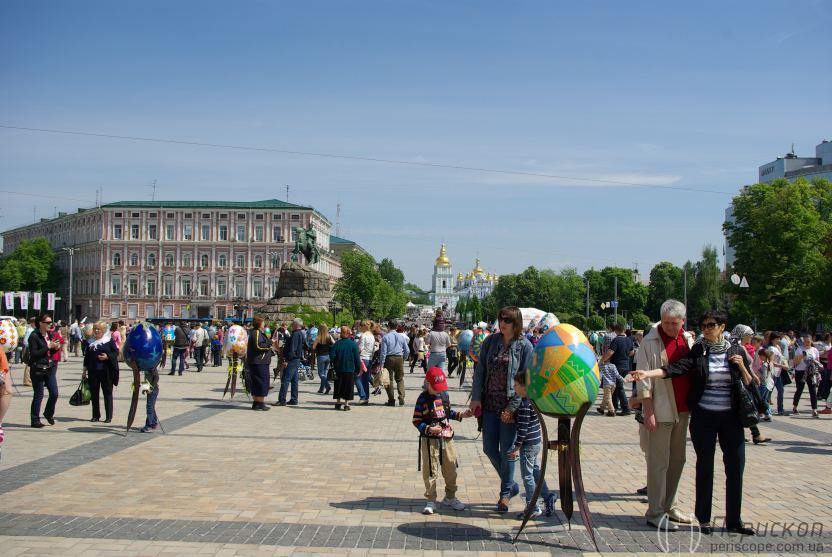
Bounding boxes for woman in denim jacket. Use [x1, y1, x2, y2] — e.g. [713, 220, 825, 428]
[469, 306, 534, 513]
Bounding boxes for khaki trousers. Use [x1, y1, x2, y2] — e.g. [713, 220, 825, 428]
[23, 365, 32, 386]
[383, 356, 405, 403]
[421, 437, 458, 501]
[600, 385, 615, 412]
[642, 411, 689, 521]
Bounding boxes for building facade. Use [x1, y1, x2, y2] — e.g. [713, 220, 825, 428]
[429, 244, 458, 312]
[454, 258, 498, 302]
[2, 199, 344, 321]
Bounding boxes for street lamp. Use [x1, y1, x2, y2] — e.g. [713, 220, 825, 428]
[62, 246, 76, 321]
[328, 299, 341, 327]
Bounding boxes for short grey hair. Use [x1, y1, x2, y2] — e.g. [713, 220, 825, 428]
[660, 299, 686, 319]
[292, 317, 303, 328]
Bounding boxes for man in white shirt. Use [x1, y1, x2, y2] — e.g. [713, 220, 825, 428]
[190, 323, 208, 373]
[792, 335, 820, 417]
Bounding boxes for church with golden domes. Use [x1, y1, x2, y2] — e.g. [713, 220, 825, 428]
[429, 244, 498, 313]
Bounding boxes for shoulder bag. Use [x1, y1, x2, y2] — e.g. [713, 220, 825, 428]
[69, 379, 92, 406]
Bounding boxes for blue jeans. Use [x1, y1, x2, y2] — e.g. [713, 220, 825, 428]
[145, 382, 159, 427]
[758, 385, 771, 417]
[355, 359, 371, 400]
[30, 365, 59, 425]
[774, 374, 785, 414]
[427, 352, 446, 372]
[171, 347, 186, 373]
[279, 359, 300, 403]
[519, 442, 553, 510]
[482, 410, 519, 499]
[317, 355, 331, 391]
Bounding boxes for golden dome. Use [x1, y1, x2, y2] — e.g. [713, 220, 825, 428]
[473, 258, 484, 275]
[456, 272, 464, 281]
[435, 243, 451, 267]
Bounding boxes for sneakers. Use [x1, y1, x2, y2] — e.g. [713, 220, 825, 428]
[441, 497, 466, 511]
[544, 493, 557, 517]
[606, 411, 615, 417]
[812, 410, 819, 418]
[516, 507, 542, 520]
[495, 498, 510, 513]
[819, 407, 832, 415]
[423, 501, 435, 515]
[140, 425, 158, 433]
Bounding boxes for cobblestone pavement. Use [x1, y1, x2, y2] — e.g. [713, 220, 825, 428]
[1, 355, 830, 556]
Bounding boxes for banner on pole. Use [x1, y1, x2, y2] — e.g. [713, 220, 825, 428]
[33, 292, 42, 311]
[47, 293, 56, 311]
[19, 292, 28, 311]
[3, 292, 13, 311]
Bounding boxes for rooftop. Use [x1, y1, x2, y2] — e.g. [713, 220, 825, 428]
[329, 235, 356, 245]
[103, 199, 313, 210]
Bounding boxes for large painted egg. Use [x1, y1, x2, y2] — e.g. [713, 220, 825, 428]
[527, 323, 601, 417]
[457, 330, 473, 352]
[83, 323, 94, 338]
[124, 322, 163, 370]
[224, 324, 248, 356]
[0, 319, 18, 353]
[469, 332, 487, 363]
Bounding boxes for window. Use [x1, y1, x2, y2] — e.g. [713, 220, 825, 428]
[184, 212, 193, 219]
[272, 225, 281, 242]
[253, 255, 262, 268]
[128, 304, 138, 319]
[254, 225, 264, 242]
[110, 303, 121, 318]
[255, 213, 264, 220]
[201, 224, 210, 240]
[148, 224, 158, 240]
[112, 252, 121, 266]
[130, 253, 139, 266]
[128, 278, 138, 295]
[149, 212, 157, 218]
[219, 213, 228, 219]
[164, 252, 174, 266]
[216, 306, 226, 320]
[237, 213, 246, 220]
[183, 253, 192, 267]
[114, 212, 123, 218]
[253, 280, 263, 298]
[234, 278, 245, 297]
[270, 253, 280, 268]
[199, 280, 209, 297]
[292, 228, 298, 242]
[218, 254, 227, 268]
[163, 304, 173, 318]
[165, 224, 175, 240]
[113, 224, 122, 239]
[219, 225, 228, 241]
[131, 224, 140, 239]
[181, 277, 192, 296]
[217, 280, 227, 297]
[272, 213, 282, 220]
[131, 212, 140, 218]
[202, 212, 211, 219]
[147, 253, 157, 267]
[166, 212, 175, 218]
[163, 278, 173, 296]
[146, 278, 156, 296]
[236, 224, 246, 241]
[145, 305, 155, 318]
[235, 254, 245, 268]
[291, 214, 300, 220]
[200, 254, 209, 268]
[111, 276, 121, 295]
[184, 224, 193, 241]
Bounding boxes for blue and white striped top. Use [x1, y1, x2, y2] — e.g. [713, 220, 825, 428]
[698, 351, 733, 411]
[514, 398, 543, 449]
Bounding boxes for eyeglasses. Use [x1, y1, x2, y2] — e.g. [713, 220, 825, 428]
[41, 320, 53, 325]
[701, 322, 719, 330]
[499, 316, 513, 324]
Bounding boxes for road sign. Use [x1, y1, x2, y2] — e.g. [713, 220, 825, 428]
[610, 301, 619, 308]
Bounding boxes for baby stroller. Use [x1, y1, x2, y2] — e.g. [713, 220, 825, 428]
[298, 361, 314, 381]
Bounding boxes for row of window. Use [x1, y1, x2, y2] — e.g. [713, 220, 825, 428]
[109, 303, 233, 320]
[111, 252, 282, 269]
[111, 223, 292, 242]
[110, 276, 275, 298]
[113, 211, 301, 221]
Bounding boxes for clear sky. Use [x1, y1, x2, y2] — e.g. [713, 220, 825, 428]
[1, 0, 829, 288]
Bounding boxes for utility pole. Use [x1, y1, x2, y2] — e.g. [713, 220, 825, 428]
[613, 275, 618, 323]
[683, 267, 688, 310]
[335, 202, 341, 237]
[285, 184, 290, 202]
[62, 247, 76, 321]
[150, 179, 158, 201]
[585, 278, 590, 320]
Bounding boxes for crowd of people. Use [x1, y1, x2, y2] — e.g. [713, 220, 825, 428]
[0, 301, 830, 535]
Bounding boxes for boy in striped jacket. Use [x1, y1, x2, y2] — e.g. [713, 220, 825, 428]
[508, 373, 557, 519]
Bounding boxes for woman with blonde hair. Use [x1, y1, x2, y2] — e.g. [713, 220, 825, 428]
[356, 320, 375, 403]
[83, 321, 120, 423]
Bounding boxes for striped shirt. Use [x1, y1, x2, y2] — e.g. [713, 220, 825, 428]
[599, 362, 619, 387]
[699, 351, 732, 411]
[514, 398, 543, 450]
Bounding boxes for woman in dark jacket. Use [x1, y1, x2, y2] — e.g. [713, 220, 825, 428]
[247, 315, 278, 411]
[330, 326, 361, 411]
[83, 321, 120, 423]
[28, 313, 61, 428]
[469, 306, 534, 513]
[629, 310, 756, 535]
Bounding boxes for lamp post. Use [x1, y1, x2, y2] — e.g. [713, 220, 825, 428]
[328, 299, 341, 328]
[62, 246, 76, 321]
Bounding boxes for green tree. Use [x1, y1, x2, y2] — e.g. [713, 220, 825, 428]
[632, 312, 652, 331]
[587, 314, 605, 330]
[378, 258, 405, 290]
[334, 251, 379, 318]
[725, 178, 832, 328]
[688, 245, 724, 321]
[564, 313, 587, 331]
[0, 238, 62, 291]
[646, 261, 683, 319]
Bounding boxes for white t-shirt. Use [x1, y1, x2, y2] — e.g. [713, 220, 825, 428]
[794, 345, 819, 371]
[426, 331, 451, 354]
[358, 331, 375, 360]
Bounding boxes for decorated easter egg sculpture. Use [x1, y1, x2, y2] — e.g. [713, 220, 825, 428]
[224, 324, 248, 356]
[0, 319, 18, 353]
[527, 323, 600, 417]
[83, 323, 94, 339]
[124, 322, 163, 370]
[457, 329, 473, 353]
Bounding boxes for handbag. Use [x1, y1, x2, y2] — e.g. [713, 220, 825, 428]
[30, 359, 52, 379]
[732, 377, 759, 427]
[69, 379, 91, 406]
[780, 369, 792, 386]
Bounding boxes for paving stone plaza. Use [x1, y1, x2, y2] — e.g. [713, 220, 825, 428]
[1, 356, 830, 556]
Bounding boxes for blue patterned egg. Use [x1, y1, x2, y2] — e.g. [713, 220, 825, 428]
[124, 322, 163, 370]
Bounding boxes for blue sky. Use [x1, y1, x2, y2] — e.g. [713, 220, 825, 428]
[1, 0, 829, 288]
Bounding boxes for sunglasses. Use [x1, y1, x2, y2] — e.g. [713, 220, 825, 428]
[701, 322, 719, 330]
[499, 316, 513, 324]
[41, 320, 53, 325]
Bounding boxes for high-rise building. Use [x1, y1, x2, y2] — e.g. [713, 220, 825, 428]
[2, 199, 346, 321]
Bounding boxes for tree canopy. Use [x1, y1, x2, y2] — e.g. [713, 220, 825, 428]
[334, 251, 408, 320]
[0, 238, 62, 291]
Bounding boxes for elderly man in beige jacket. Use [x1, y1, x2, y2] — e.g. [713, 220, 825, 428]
[635, 299, 694, 530]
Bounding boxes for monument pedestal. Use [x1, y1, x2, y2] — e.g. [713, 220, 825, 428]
[257, 262, 333, 322]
